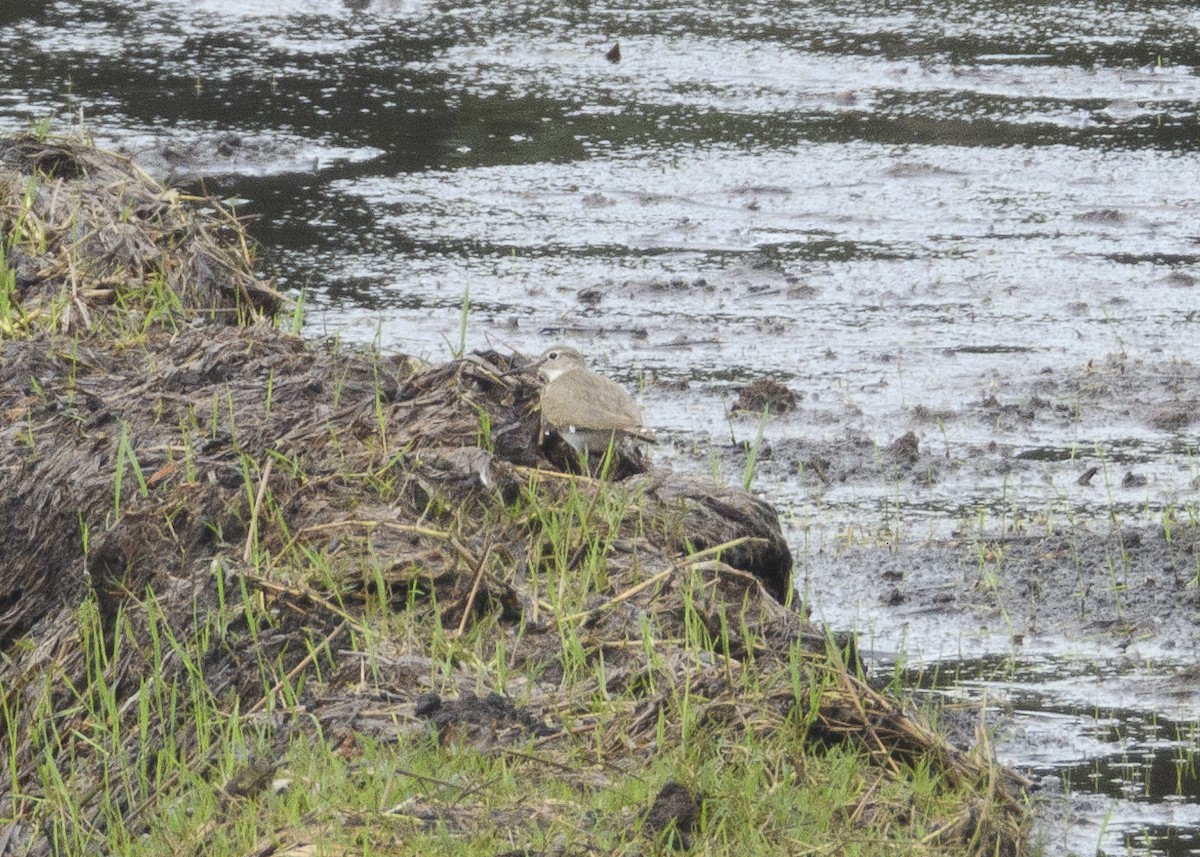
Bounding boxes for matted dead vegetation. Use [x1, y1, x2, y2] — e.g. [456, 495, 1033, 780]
[0, 137, 1032, 855]
[0, 133, 279, 335]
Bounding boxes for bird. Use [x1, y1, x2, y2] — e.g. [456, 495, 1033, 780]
[529, 345, 655, 454]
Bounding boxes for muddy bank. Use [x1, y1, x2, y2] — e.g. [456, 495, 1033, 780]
[801, 522, 1200, 653]
[0, 137, 1029, 855]
[729, 349, 1200, 652]
[794, 515, 1200, 855]
[713, 350, 1200, 526]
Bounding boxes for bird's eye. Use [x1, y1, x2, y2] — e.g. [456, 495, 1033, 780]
[548, 350, 559, 359]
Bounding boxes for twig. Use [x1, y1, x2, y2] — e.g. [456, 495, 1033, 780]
[298, 519, 452, 540]
[246, 617, 348, 716]
[562, 567, 673, 624]
[679, 536, 764, 563]
[453, 536, 493, 637]
[276, 518, 453, 560]
[560, 542, 766, 625]
[243, 456, 273, 565]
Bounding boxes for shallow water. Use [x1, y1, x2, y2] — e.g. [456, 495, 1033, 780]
[4, 0, 1200, 852]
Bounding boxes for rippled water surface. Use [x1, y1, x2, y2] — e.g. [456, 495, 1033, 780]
[4, 1, 1200, 853]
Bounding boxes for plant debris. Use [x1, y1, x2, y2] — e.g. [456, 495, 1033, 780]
[0, 133, 280, 335]
[0, 137, 1032, 856]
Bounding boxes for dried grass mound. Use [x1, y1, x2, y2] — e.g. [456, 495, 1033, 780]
[0, 136, 1032, 856]
[0, 335, 1030, 855]
[0, 134, 280, 334]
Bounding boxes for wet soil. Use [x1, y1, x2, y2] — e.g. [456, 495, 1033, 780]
[757, 351, 1200, 654]
[774, 352, 1200, 854]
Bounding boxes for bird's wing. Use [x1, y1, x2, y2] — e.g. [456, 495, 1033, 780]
[542, 371, 645, 431]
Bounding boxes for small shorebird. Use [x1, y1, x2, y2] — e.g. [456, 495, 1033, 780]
[529, 345, 655, 454]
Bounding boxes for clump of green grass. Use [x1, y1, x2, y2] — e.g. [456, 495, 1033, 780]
[1, 450, 1031, 856]
[5, 578, 1019, 855]
[0, 236, 29, 339]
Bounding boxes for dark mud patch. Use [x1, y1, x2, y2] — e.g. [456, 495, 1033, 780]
[726, 350, 1200, 644]
[730, 378, 799, 415]
[798, 519, 1200, 854]
[710, 351, 1200, 531]
[416, 691, 557, 746]
[643, 781, 703, 849]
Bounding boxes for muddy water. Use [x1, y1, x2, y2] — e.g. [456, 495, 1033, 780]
[4, 0, 1200, 852]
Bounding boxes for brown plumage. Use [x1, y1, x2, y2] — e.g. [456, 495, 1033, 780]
[532, 345, 655, 452]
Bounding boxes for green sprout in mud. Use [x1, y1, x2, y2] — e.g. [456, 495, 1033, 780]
[451, 283, 470, 359]
[30, 117, 54, 141]
[16, 412, 35, 451]
[0, 246, 20, 336]
[331, 363, 348, 408]
[114, 267, 186, 332]
[287, 288, 306, 332]
[178, 410, 199, 483]
[14, 177, 49, 253]
[225, 385, 238, 445]
[372, 362, 389, 453]
[112, 421, 149, 521]
[742, 409, 768, 491]
[1172, 731, 1198, 795]
[475, 405, 494, 452]
[972, 534, 1002, 592]
[935, 416, 950, 459]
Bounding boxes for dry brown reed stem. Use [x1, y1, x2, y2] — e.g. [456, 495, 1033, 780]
[453, 535, 494, 637]
[246, 618, 350, 717]
[243, 455, 274, 565]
